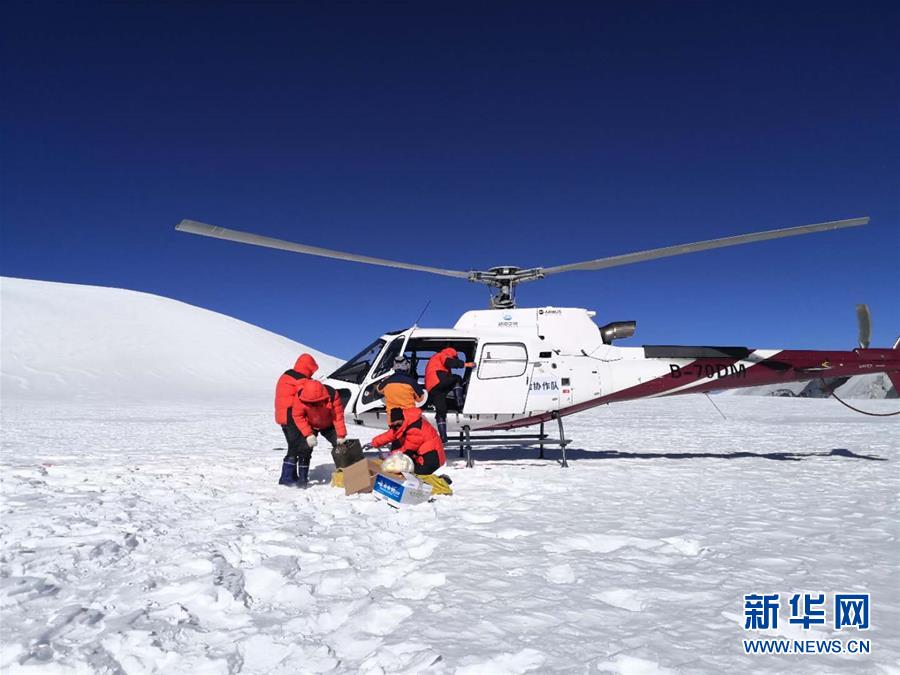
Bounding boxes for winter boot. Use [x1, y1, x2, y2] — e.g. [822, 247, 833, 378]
[278, 458, 299, 486]
[436, 418, 448, 443]
[296, 463, 310, 488]
[451, 383, 466, 410]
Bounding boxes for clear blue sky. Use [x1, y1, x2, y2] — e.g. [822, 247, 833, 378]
[2, 1, 898, 359]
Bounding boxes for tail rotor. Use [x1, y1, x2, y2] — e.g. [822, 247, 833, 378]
[856, 304, 871, 349]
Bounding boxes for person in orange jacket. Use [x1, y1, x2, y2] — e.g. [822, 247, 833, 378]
[368, 407, 445, 475]
[288, 380, 347, 487]
[377, 355, 426, 419]
[425, 347, 474, 442]
[275, 353, 319, 486]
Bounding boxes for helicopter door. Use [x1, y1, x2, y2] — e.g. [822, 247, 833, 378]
[463, 342, 531, 414]
[354, 329, 414, 420]
[526, 360, 563, 411]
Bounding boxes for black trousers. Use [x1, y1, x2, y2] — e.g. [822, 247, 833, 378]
[427, 373, 462, 420]
[404, 449, 442, 475]
[282, 410, 338, 464]
[281, 410, 304, 460]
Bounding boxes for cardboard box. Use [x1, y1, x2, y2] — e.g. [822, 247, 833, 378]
[373, 472, 433, 507]
[342, 458, 383, 496]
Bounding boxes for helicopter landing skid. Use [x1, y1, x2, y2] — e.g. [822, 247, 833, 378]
[445, 414, 571, 468]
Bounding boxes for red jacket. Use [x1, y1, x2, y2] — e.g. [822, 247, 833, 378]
[291, 380, 347, 438]
[371, 408, 446, 467]
[425, 348, 466, 391]
[275, 354, 319, 425]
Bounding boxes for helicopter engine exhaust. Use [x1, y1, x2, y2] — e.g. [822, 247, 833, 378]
[599, 321, 636, 344]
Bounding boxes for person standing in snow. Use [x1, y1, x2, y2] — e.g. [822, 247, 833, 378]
[377, 355, 426, 421]
[425, 347, 474, 442]
[274, 353, 318, 487]
[289, 380, 347, 487]
[368, 407, 445, 475]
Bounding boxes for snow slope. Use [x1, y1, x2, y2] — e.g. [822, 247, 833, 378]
[0, 277, 341, 404]
[727, 373, 897, 399]
[837, 372, 898, 398]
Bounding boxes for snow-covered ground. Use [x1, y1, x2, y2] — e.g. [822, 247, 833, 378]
[2, 278, 899, 673]
[2, 396, 898, 674]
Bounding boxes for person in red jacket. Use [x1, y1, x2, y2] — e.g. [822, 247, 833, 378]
[275, 353, 319, 486]
[425, 347, 474, 442]
[369, 407, 445, 475]
[289, 380, 347, 487]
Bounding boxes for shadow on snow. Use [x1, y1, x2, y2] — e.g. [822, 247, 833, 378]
[449, 447, 887, 463]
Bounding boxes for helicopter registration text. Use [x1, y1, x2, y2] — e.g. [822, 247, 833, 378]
[669, 363, 748, 380]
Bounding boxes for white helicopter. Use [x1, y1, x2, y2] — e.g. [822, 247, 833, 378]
[177, 217, 900, 464]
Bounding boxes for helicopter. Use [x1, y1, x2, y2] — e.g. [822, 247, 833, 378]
[176, 216, 900, 447]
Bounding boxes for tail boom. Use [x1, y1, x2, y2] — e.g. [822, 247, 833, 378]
[484, 346, 900, 431]
[652, 347, 900, 398]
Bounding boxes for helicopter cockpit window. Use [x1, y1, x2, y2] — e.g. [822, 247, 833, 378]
[478, 342, 528, 380]
[371, 337, 405, 380]
[329, 339, 386, 385]
[358, 337, 407, 405]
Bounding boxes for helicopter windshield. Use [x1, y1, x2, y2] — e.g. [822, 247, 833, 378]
[329, 339, 386, 384]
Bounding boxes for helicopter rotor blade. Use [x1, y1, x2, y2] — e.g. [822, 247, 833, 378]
[541, 217, 869, 275]
[175, 220, 472, 279]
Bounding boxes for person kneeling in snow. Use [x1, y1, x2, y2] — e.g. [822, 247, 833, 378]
[369, 407, 445, 475]
[284, 380, 347, 487]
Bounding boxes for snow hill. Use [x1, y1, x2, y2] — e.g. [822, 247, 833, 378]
[726, 373, 896, 399]
[0, 277, 341, 405]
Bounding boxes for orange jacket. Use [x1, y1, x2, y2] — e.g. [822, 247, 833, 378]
[425, 348, 467, 390]
[377, 372, 425, 417]
[275, 354, 319, 425]
[291, 379, 347, 438]
[371, 408, 446, 467]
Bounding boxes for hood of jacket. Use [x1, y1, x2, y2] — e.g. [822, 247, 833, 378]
[294, 353, 319, 378]
[298, 379, 329, 403]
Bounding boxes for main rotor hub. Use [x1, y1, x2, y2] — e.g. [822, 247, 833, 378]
[467, 266, 545, 309]
[488, 265, 521, 276]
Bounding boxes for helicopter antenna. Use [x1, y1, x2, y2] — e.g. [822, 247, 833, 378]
[413, 300, 432, 326]
[176, 217, 868, 310]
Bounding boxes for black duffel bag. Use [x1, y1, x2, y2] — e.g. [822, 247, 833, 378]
[331, 438, 365, 469]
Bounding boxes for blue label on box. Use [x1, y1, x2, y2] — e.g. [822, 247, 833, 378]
[374, 474, 405, 502]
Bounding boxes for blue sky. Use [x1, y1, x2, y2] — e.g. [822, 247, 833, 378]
[2, 1, 898, 359]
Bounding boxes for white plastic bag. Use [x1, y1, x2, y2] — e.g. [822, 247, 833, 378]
[382, 452, 414, 474]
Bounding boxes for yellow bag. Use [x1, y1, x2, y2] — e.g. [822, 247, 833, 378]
[331, 470, 344, 489]
[419, 474, 453, 496]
